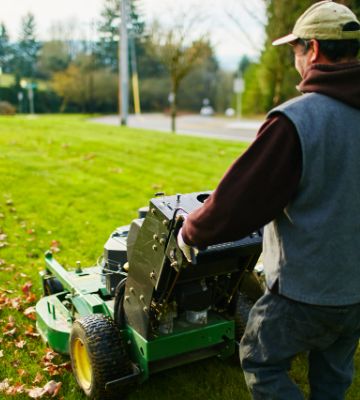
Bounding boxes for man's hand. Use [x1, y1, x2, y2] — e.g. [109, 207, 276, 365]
[177, 228, 198, 263]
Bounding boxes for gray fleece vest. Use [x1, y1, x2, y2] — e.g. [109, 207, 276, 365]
[264, 93, 360, 305]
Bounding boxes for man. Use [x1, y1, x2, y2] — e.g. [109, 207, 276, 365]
[177, 1, 360, 399]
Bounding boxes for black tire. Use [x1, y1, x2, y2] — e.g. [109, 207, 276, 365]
[70, 314, 132, 400]
[43, 276, 64, 296]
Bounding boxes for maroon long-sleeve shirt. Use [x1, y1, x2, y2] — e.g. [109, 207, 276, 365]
[182, 62, 360, 248]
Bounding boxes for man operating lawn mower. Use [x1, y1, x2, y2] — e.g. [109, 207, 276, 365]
[178, 1, 360, 399]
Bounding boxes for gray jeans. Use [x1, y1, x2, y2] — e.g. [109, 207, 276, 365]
[240, 291, 360, 400]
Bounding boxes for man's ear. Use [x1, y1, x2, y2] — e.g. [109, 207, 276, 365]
[310, 39, 320, 62]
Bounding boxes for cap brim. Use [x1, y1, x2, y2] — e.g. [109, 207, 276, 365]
[272, 33, 298, 46]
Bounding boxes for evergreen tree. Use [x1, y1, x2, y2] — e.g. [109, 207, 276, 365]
[0, 23, 12, 73]
[244, 0, 360, 114]
[95, 0, 145, 71]
[13, 13, 41, 79]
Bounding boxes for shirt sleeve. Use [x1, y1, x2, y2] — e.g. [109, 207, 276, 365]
[181, 113, 302, 249]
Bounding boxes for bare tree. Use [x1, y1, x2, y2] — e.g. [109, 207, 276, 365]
[221, 0, 266, 54]
[148, 15, 212, 132]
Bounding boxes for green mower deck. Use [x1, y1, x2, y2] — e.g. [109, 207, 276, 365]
[37, 252, 235, 383]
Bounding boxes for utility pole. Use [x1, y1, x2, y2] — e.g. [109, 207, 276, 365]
[233, 74, 245, 119]
[119, 0, 129, 126]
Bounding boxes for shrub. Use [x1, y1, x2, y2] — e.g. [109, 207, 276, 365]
[0, 101, 16, 115]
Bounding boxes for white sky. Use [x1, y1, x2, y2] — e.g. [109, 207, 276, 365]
[0, 0, 266, 70]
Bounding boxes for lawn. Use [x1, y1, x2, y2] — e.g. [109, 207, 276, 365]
[0, 115, 359, 399]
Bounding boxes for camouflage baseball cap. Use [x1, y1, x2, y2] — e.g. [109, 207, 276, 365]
[273, 0, 360, 46]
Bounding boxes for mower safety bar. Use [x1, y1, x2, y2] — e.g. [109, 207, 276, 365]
[105, 364, 141, 391]
[44, 251, 85, 294]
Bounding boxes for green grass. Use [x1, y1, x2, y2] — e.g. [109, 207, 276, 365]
[0, 73, 15, 87]
[0, 115, 359, 399]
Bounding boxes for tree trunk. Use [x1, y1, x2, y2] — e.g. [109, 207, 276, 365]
[170, 80, 177, 133]
[171, 96, 176, 132]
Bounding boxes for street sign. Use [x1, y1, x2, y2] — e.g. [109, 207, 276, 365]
[233, 78, 245, 93]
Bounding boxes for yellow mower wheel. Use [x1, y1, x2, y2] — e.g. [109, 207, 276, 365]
[72, 337, 92, 390]
[70, 315, 132, 400]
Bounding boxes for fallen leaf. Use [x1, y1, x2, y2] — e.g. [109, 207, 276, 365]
[3, 327, 16, 336]
[58, 361, 71, 371]
[50, 240, 61, 253]
[27, 380, 62, 398]
[15, 339, 26, 349]
[10, 297, 22, 310]
[11, 359, 21, 368]
[25, 293, 37, 304]
[4, 317, 16, 332]
[43, 364, 60, 376]
[0, 378, 10, 392]
[0, 288, 14, 294]
[27, 387, 44, 398]
[6, 382, 25, 395]
[42, 349, 58, 363]
[25, 325, 40, 338]
[22, 281, 33, 295]
[17, 368, 27, 377]
[33, 372, 44, 384]
[44, 380, 62, 396]
[24, 306, 36, 320]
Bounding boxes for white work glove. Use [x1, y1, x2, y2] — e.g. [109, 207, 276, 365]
[177, 228, 198, 263]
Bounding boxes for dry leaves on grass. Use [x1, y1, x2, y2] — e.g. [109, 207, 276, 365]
[0, 282, 38, 312]
[0, 348, 66, 398]
[0, 228, 8, 248]
[27, 380, 62, 398]
[22, 281, 33, 295]
[14, 339, 27, 349]
[25, 324, 40, 338]
[0, 378, 62, 398]
[41, 349, 71, 376]
[24, 306, 37, 321]
[50, 240, 60, 253]
[3, 315, 17, 337]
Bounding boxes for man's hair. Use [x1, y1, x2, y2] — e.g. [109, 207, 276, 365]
[299, 21, 360, 61]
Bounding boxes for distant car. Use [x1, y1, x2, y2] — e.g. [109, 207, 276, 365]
[225, 108, 235, 117]
[200, 105, 214, 116]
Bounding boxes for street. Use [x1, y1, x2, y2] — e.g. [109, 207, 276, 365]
[91, 113, 263, 143]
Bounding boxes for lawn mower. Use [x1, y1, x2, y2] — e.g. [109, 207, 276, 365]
[36, 191, 264, 399]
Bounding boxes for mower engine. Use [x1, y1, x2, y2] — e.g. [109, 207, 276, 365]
[116, 192, 263, 341]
